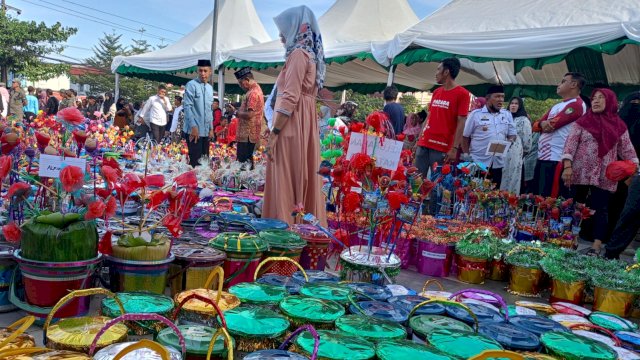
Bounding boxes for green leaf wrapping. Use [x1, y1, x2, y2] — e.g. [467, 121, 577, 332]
[21, 219, 98, 262]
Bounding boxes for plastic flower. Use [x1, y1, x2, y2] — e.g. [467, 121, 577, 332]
[85, 200, 107, 220]
[2, 222, 22, 243]
[101, 165, 119, 186]
[105, 196, 117, 218]
[342, 192, 361, 213]
[60, 165, 84, 192]
[6, 182, 31, 201]
[365, 111, 388, 133]
[386, 191, 409, 211]
[174, 170, 198, 188]
[57, 107, 85, 126]
[143, 174, 165, 187]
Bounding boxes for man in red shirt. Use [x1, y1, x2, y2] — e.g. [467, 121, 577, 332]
[415, 57, 470, 178]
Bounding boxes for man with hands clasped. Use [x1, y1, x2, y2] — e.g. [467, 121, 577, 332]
[182, 59, 215, 167]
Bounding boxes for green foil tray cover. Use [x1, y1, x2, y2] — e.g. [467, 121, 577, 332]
[222, 306, 290, 338]
[209, 232, 268, 254]
[299, 282, 352, 305]
[427, 329, 503, 359]
[279, 295, 345, 323]
[376, 339, 456, 360]
[409, 314, 472, 339]
[335, 314, 406, 342]
[296, 330, 375, 360]
[228, 282, 287, 304]
[101, 292, 174, 316]
[588, 311, 638, 332]
[541, 331, 618, 360]
[259, 229, 306, 249]
[157, 325, 234, 356]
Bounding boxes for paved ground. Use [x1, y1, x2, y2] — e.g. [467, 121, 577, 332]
[1, 238, 637, 347]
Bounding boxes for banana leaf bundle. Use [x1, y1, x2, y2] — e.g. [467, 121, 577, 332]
[21, 212, 98, 262]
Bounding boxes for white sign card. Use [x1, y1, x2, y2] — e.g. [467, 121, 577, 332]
[39, 154, 87, 178]
[345, 132, 403, 171]
[485, 140, 511, 158]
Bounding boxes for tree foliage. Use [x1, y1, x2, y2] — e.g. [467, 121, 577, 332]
[0, 13, 77, 82]
[522, 98, 558, 122]
[341, 90, 384, 122]
[73, 32, 161, 102]
[399, 94, 421, 114]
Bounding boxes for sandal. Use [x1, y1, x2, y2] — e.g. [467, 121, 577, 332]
[585, 248, 601, 257]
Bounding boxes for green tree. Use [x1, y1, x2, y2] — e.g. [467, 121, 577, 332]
[399, 94, 421, 114]
[0, 13, 77, 82]
[73, 32, 160, 102]
[523, 98, 558, 122]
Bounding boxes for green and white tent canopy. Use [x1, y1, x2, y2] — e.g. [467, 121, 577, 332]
[372, 0, 640, 98]
[110, 0, 273, 85]
[223, 0, 419, 91]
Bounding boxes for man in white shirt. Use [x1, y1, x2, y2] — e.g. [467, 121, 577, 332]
[138, 84, 172, 143]
[462, 85, 517, 188]
[169, 96, 184, 143]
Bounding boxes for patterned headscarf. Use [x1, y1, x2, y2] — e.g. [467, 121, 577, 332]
[274, 5, 326, 89]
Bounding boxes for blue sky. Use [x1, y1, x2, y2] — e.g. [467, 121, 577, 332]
[11, 0, 449, 62]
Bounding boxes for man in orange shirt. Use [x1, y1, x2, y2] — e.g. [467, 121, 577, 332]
[231, 67, 264, 169]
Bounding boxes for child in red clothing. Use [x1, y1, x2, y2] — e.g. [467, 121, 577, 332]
[216, 117, 238, 145]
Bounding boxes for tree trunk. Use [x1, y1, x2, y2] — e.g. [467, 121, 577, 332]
[0, 66, 7, 84]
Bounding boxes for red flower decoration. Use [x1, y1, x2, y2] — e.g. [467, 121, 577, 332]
[386, 191, 409, 211]
[0, 155, 12, 180]
[95, 188, 112, 199]
[349, 122, 364, 133]
[0, 134, 20, 155]
[342, 192, 361, 213]
[391, 165, 406, 182]
[550, 207, 560, 220]
[121, 173, 144, 194]
[102, 157, 122, 176]
[174, 171, 198, 188]
[2, 222, 22, 243]
[461, 167, 471, 175]
[57, 107, 85, 126]
[163, 213, 183, 237]
[350, 153, 372, 172]
[7, 182, 31, 201]
[441, 164, 451, 175]
[147, 190, 169, 209]
[143, 174, 165, 188]
[101, 165, 119, 186]
[35, 131, 51, 151]
[105, 196, 117, 218]
[98, 231, 113, 255]
[85, 200, 106, 220]
[365, 111, 388, 133]
[419, 180, 436, 198]
[60, 165, 84, 192]
[396, 134, 406, 141]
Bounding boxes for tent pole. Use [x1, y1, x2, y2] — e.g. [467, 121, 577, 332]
[218, 66, 225, 109]
[386, 64, 395, 86]
[209, 0, 219, 85]
[114, 73, 120, 100]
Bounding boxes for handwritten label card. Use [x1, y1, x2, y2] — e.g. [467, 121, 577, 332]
[346, 132, 403, 171]
[39, 154, 87, 178]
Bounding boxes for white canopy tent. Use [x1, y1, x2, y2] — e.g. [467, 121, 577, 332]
[111, 0, 274, 85]
[372, 0, 640, 97]
[223, 0, 419, 90]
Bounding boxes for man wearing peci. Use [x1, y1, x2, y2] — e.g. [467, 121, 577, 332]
[183, 59, 215, 167]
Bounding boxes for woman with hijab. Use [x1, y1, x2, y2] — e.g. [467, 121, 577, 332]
[561, 89, 638, 256]
[101, 92, 116, 122]
[403, 113, 422, 149]
[263, 5, 327, 226]
[500, 96, 532, 194]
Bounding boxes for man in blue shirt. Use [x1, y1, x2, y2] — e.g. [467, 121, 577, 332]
[183, 59, 215, 167]
[23, 86, 39, 121]
[383, 85, 405, 136]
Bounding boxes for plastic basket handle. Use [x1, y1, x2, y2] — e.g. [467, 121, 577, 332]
[278, 325, 320, 360]
[626, 263, 640, 272]
[448, 288, 509, 322]
[172, 292, 227, 328]
[469, 350, 525, 360]
[254, 256, 308, 281]
[0, 316, 36, 349]
[43, 288, 123, 344]
[409, 300, 479, 333]
[202, 265, 224, 304]
[206, 326, 233, 360]
[568, 323, 622, 347]
[421, 279, 444, 293]
[89, 313, 186, 356]
[113, 339, 171, 360]
[0, 347, 53, 358]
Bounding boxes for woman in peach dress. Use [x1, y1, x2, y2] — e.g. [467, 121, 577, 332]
[263, 5, 327, 226]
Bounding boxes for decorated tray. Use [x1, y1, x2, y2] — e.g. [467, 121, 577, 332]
[300, 282, 352, 305]
[387, 295, 445, 315]
[427, 329, 504, 359]
[541, 331, 617, 360]
[256, 274, 304, 294]
[335, 314, 406, 342]
[295, 330, 375, 360]
[228, 282, 287, 304]
[409, 314, 472, 339]
[293, 270, 339, 283]
[376, 339, 456, 360]
[279, 295, 345, 326]
[348, 301, 409, 323]
[345, 282, 393, 302]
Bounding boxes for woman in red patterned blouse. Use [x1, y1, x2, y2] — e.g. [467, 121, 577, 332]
[561, 88, 639, 256]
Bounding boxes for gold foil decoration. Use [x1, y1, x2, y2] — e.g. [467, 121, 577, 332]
[456, 255, 488, 284]
[593, 287, 637, 318]
[507, 266, 544, 297]
[550, 279, 586, 305]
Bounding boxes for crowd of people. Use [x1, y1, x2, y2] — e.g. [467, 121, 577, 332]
[1, 4, 638, 258]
